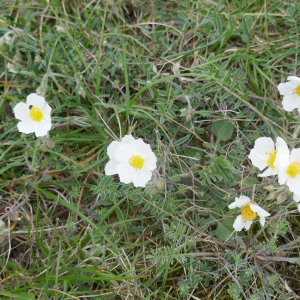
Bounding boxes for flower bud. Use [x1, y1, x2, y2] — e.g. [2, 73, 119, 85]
[9, 210, 20, 221]
[156, 179, 164, 190]
[186, 114, 192, 122]
[264, 185, 275, 192]
[277, 193, 287, 205]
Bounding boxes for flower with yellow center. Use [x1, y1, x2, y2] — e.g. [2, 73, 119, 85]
[248, 137, 287, 177]
[105, 134, 157, 187]
[276, 143, 300, 196]
[13, 93, 52, 137]
[228, 196, 270, 231]
[278, 76, 300, 112]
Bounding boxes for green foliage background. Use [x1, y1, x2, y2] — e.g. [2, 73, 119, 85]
[1, 0, 300, 299]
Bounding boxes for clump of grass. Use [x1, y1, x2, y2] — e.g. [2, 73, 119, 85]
[0, 0, 300, 299]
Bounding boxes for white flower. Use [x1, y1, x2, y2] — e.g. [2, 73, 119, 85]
[278, 76, 300, 112]
[276, 143, 300, 196]
[248, 137, 287, 177]
[228, 196, 270, 231]
[13, 93, 52, 137]
[105, 134, 157, 187]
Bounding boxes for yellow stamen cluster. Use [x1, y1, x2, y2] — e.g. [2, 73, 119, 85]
[266, 150, 277, 169]
[29, 107, 43, 122]
[241, 203, 257, 222]
[286, 161, 300, 178]
[293, 85, 300, 96]
[129, 155, 144, 169]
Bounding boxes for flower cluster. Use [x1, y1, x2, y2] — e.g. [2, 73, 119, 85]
[228, 76, 300, 232]
[11, 75, 300, 231]
[249, 136, 300, 208]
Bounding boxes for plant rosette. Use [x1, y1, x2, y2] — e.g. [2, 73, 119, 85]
[13, 93, 52, 137]
[105, 134, 157, 187]
[228, 196, 270, 231]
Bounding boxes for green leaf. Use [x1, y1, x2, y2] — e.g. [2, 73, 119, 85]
[204, 142, 225, 154]
[242, 17, 248, 36]
[142, 203, 150, 212]
[242, 177, 260, 189]
[0, 292, 35, 300]
[15, 293, 35, 300]
[215, 155, 232, 168]
[211, 120, 233, 141]
[267, 2, 281, 12]
[208, 214, 235, 241]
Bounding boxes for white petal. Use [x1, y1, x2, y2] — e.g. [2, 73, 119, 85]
[258, 166, 278, 177]
[278, 80, 299, 96]
[244, 220, 253, 230]
[250, 203, 270, 217]
[287, 76, 300, 82]
[41, 103, 52, 121]
[289, 148, 300, 163]
[258, 209, 270, 217]
[17, 119, 36, 134]
[274, 137, 289, 169]
[286, 177, 300, 195]
[248, 137, 275, 170]
[228, 196, 250, 209]
[233, 215, 245, 231]
[253, 137, 274, 153]
[143, 151, 157, 170]
[275, 137, 289, 152]
[114, 144, 134, 163]
[116, 162, 136, 184]
[105, 160, 119, 175]
[34, 119, 52, 137]
[277, 166, 289, 185]
[26, 93, 46, 110]
[131, 138, 152, 157]
[275, 142, 290, 165]
[259, 216, 266, 227]
[121, 134, 135, 144]
[132, 168, 153, 187]
[13, 102, 30, 121]
[282, 94, 300, 112]
[298, 203, 300, 213]
[248, 149, 269, 170]
[107, 141, 121, 159]
[251, 137, 274, 156]
[294, 193, 300, 202]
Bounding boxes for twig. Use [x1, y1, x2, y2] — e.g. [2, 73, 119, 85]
[101, 74, 126, 100]
[157, 127, 180, 162]
[0, 166, 51, 220]
[224, 264, 248, 299]
[263, 263, 300, 299]
[77, 168, 94, 211]
[233, 176, 277, 194]
[253, 252, 270, 300]
[252, 201, 294, 241]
